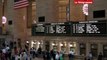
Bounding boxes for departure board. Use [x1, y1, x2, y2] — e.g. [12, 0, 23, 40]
[72, 20, 107, 36]
[32, 24, 45, 36]
[32, 20, 107, 36]
[45, 23, 71, 35]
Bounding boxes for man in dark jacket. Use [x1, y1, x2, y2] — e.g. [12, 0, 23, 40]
[98, 52, 103, 60]
[46, 51, 51, 60]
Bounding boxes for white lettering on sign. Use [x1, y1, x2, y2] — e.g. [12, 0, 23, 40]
[49, 26, 55, 33]
[56, 25, 66, 33]
[76, 24, 85, 33]
[36, 26, 45, 32]
[86, 24, 100, 33]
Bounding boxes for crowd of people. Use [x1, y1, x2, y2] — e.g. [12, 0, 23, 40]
[0, 45, 30, 60]
[0, 43, 104, 60]
[0, 45, 64, 60]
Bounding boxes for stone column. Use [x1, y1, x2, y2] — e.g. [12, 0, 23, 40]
[0, 0, 2, 27]
[58, 42, 61, 52]
[75, 42, 80, 55]
[50, 41, 53, 50]
[42, 40, 46, 51]
[6, 0, 14, 35]
[27, 0, 32, 28]
[66, 42, 70, 54]
[98, 43, 103, 54]
[86, 43, 90, 56]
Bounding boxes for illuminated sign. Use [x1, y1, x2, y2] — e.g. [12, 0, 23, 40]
[74, 0, 93, 4]
[83, 4, 88, 15]
[32, 24, 45, 36]
[45, 23, 71, 36]
[72, 20, 107, 36]
[2, 16, 7, 24]
[32, 20, 107, 36]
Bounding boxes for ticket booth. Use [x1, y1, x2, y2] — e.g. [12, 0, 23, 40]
[79, 43, 86, 55]
[103, 45, 107, 57]
[60, 42, 66, 52]
[91, 44, 98, 57]
[69, 42, 76, 52]
[52, 42, 58, 51]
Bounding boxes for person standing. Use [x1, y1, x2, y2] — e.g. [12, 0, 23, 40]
[55, 52, 60, 60]
[43, 50, 47, 60]
[68, 50, 74, 60]
[88, 52, 93, 60]
[59, 52, 63, 60]
[51, 49, 56, 60]
[20, 51, 28, 60]
[98, 52, 103, 60]
[46, 50, 51, 60]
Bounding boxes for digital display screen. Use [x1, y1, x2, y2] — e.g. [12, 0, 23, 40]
[32, 24, 45, 36]
[32, 20, 107, 36]
[45, 23, 71, 35]
[35, 25, 45, 33]
[45, 24, 56, 34]
[72, 20, 107, 36]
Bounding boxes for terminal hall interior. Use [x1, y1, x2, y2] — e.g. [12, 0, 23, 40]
[0, 0, 107, 58]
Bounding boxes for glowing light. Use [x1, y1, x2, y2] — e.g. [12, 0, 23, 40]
[26, 41, 29, 43]
[83, 4, 88, 15]
[38, 42, 40, 44]
[2, 16, 7, 24]
[52, 43, 55, 46]
[70, 44, 73, 47]
[60, 43, 63, 46]
[33, 20, 36, 23]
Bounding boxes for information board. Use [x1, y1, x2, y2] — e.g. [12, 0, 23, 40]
[32, 24, 45, 36]
[45, 23, 71, 36]
[72, 20, 107, 36]
[32, 20, 107, 36]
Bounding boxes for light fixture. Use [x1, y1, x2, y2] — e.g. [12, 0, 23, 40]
[83, 4, 88, 16]
[2, 16, 7, 24]
[52, 43, 55, 46]
[26, 41, 29, 43]
[60, 43, 63, 46]
[38, 42, 40, 44]
[69, 44, 73, 47]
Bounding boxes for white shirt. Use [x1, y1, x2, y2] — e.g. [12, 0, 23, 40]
[69, 51, 74, 55]
[6, 46, 10, 50]
[55, 54, 60, 60]
[2, 48, 6, 53]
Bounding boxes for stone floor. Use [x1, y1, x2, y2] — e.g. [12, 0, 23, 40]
[33, 58, 43, 60]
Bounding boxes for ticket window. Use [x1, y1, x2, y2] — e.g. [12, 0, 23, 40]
[61, 42, 66, 52]
[52, 42, 57, 51]
[80, 43, 86, 56]
[103, 45, 107, 57]
[69, 43, 75, 52]
[91, 44, 98, 57]
[53, 46, 57, 50]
